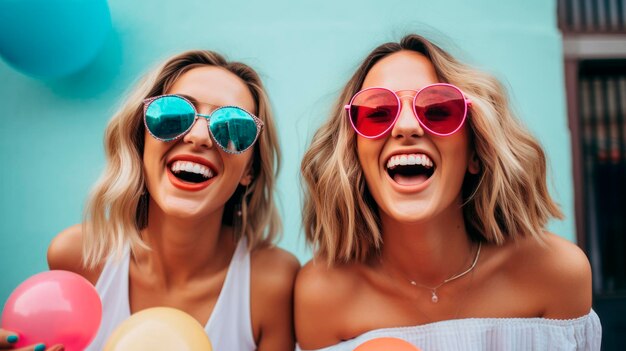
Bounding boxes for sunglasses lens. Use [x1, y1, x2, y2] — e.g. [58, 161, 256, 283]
[414, 85, 466, 135]
[349, 88, 399, 137]
[209, 107, 259, 153]
[145, 96, 196, 140]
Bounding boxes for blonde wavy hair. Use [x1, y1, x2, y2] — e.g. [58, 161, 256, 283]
[83, 50, 281, 269]
[301, 34, 563, 265]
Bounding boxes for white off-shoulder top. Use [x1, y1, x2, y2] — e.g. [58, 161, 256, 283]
[297, 310, 601, 351]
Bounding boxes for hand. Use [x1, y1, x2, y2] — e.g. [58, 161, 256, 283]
[0, 329, 64, 351]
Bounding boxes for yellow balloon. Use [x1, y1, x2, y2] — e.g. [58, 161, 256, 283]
[104, 307, 213, 351]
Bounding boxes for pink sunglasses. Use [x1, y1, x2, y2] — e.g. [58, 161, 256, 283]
[345, 83, 472, 138]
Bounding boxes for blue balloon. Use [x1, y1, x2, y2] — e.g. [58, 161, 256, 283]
[0, 0, 111, 78]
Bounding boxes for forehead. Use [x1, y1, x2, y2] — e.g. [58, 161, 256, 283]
[362, 50, 439, 92]
[166, 66, 256, 114]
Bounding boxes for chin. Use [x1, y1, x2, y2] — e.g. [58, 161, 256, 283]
[165, 208, 204, 219]
[383, 203, 434, 224]
[158, 197, 211, 219]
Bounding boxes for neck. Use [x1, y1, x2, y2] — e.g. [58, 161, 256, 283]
[135, 199, 237, 286]
[379, 200, 475, 286]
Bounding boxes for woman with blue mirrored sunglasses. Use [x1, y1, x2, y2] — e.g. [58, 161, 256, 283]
[36, 50, 299, 351]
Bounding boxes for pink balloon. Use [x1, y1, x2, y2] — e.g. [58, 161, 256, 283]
[1, 270, 102, 351]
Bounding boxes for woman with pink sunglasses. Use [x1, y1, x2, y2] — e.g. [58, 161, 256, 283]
[296, 34, 601, 350]
[0, 51, 299, 351]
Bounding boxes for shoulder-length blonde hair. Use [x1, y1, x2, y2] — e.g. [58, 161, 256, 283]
[83, 50, 281, 268]
[301, 34, 563, 265]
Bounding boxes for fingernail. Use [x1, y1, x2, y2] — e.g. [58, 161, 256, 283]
[34, 343, 46, 351]
[6, 334, 18, 343]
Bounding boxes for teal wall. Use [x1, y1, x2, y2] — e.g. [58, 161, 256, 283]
[0, 0, 570, 306]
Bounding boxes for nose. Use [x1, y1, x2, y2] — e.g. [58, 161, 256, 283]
[182, 116, 214, 149]
[390, 97, 424, 139]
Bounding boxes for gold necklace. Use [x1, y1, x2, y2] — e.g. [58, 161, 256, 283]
[383, 242, 482, 303]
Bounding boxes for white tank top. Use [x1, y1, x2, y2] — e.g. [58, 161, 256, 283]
[86, 238, 256, 350]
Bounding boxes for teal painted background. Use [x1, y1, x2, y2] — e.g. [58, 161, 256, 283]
[0, 0, 570, 307]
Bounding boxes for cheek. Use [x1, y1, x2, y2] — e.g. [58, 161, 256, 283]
[143, 131, 161, 157]
[356, 139, 373, 177]
[356, 137, 383, 167]
[142, 137, 156, 170]
[142, 135, 168, 180]
[221, 149, 254, 180]
[356, 137, 385, 193]
[439, 133, 473, 181]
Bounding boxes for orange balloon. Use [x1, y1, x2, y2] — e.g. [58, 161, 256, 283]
[353, 337, 421, 351]
[103, 307, 212, 351]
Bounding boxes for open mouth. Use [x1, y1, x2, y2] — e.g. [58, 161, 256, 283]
[386, 153, 435, 186]
[169, 160, 215, 184]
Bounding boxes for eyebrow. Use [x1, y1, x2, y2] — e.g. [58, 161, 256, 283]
[177, 94, 219, 109]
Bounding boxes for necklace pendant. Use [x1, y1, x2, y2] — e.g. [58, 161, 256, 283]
[431, 291, 439, 303]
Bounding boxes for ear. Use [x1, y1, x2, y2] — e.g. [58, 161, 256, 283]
[468, 151, 481, 175]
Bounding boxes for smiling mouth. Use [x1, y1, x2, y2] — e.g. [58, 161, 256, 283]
[386, 154, 435, 186]
[169, 160, 215, 184]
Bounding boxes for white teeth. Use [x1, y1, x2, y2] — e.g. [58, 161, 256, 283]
[386, 153, 434, 170]
[170, 160, 214, 178]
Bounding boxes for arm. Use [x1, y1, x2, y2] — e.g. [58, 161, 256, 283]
[294, 259, 354, 350]
[539, 233, 593, 319]
[250, 247, 300, 351]
[47, 223, 102, 285]
[510, 232, 593, 319]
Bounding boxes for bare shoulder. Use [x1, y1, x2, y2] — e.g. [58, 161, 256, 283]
[295, 257, 361, 305]
[249, 246, 300, 348]
[48, 224, 84, 271]
[294, 258, 363, 349]
[505, 232, 592, 319]
[250, 246, 301, 291]
[47, 224, 101, 285]
[249, 245, 300, 313]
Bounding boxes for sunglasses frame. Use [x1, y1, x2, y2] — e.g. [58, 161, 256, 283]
[143, 94, 264, 154]
[344, 83, 471, 139]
